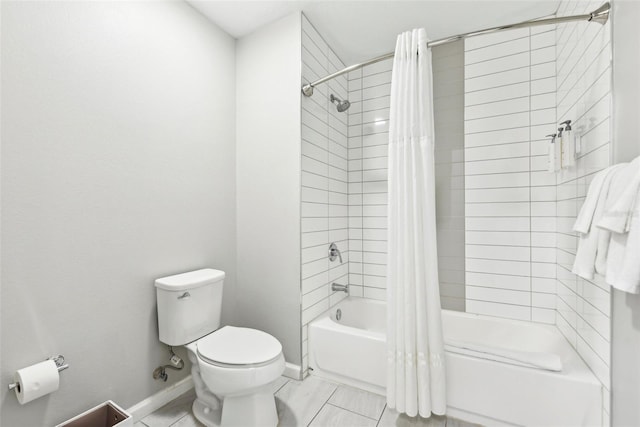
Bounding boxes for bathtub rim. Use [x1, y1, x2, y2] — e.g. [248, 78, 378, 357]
[309, 296, 602, 383]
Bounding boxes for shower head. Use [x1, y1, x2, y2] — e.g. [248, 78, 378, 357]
[330, 94, 351, 112]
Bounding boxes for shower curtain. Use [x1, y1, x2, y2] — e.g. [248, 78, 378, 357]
[386, 28, 446, 417]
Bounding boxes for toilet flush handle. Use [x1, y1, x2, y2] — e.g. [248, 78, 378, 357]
[178, 292, 191, 300]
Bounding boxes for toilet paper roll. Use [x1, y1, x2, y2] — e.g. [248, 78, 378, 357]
[14, 360, 60, 405]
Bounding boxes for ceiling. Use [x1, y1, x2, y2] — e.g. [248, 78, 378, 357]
[188, 1, 561, 65]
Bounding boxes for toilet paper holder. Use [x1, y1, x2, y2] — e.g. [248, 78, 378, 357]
[8, 355, 69, 391]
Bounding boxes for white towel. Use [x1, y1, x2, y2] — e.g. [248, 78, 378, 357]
[572, 166, 625, 280]
[594, 163, 639, 274]
[606, 188, 640, 293]
[573, 164, 626, 234]
[445, 339, 562, 371]
[598, 156, 640, 234]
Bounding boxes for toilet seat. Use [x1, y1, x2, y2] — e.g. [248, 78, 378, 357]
[196, 326, 282, 367]
[189, 329, 286, 399]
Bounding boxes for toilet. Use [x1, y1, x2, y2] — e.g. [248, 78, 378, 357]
[155, 269, 285, 427]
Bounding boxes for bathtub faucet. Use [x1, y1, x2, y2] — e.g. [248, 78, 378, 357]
[331, 283, 349, 294]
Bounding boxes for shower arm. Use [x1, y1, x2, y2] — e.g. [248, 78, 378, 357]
[301, 2, 610, 97]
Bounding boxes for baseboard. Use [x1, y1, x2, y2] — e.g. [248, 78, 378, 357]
[283, 362, 302, 380]
[127, 375, 194, 422]
[447, 407, 517, 427]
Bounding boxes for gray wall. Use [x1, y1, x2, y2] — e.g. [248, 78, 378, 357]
[235, 13, 302, 366]
[433, 40, 465, 312]
[611, 1, 640, 425]
[0, 1, 236, 425]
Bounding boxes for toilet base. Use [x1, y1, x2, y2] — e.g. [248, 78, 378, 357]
[192, 391, 278, 427]
[221, 391, 279, 427]
[192, 398, 222, 427]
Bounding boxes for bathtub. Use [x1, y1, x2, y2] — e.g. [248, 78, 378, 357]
[308, 297, 602, 427]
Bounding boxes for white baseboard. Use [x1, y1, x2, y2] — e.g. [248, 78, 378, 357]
[283, 362, 302, 380]
[128, 364, 300, 421]
[447, 407, 517, 427]
[127, 375, 194, 422]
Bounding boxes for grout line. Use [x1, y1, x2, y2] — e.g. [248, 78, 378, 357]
[324, 402, 380, 421]
[376, 405, 388, 426]
[305, 387, 340, 427]
[273, 378, 290, 395]
[167, 414, 190, 427]
[529, 26, 534, 322]
[464, 33, 531, 54]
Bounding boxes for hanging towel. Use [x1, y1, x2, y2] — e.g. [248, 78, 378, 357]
[606, 187, 640, 293]
[572, 166, 625, 280]
[594, 160, 640, 274]
[573, 164, 627, 234]
[598, 156, 640, 234]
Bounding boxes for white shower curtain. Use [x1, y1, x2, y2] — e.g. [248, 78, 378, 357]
[386, 28, 446, 417]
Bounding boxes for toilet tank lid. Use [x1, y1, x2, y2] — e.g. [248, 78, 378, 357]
[155, 268, 225, 291]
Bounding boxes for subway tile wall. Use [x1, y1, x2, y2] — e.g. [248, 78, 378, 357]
[346, 42, 466, 309]
[463, 26, 558, 323]
[346, 57, 392, 302]
[300, 15, 350, 374]
[554, 1, 612, 423]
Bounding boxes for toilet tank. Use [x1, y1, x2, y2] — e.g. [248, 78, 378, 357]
[155, 268, 225, 346]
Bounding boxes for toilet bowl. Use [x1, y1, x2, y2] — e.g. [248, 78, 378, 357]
[185, 326, 285, 426]
[154, 269, 285, 427]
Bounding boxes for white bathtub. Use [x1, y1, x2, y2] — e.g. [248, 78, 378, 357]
[308, 297, 602, 427]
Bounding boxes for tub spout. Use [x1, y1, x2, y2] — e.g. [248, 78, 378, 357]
[331, 283, 349, 294]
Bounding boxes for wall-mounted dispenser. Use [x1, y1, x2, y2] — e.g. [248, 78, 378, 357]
[546, 133, 558, 173]
[560, 120, 575, 168]
[546, 119, 574, 173]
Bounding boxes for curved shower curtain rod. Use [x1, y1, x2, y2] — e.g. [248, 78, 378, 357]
[301, 2, 610, 97]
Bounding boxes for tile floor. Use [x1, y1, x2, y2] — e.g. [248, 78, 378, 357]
[136, 375, 480, 427]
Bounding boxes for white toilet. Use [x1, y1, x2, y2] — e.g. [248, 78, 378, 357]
[155, 269, 285, 427]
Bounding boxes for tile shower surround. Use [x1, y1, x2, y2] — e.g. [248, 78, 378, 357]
[301, 11, 612, 420]
[300, 15, 350, 374]
[554, 0, 612, 422]
[463, 26, 558, 323]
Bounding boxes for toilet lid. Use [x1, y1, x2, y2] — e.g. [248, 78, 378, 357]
[197, 326, 282, 365]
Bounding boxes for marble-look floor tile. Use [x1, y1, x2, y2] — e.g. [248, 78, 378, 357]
[267, 375, 290, 395]
[275, 376, 337, 426]
[309, 404, 378, 427]
[134, 422, 149, 427]
[446, 417, 482, 427]
[169, 413, 205, 427]
[140, 389, 196, 427]
[328, 385, 386, 419]
[377, 406, 446, 427]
